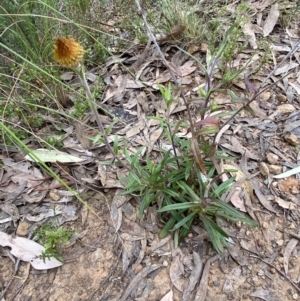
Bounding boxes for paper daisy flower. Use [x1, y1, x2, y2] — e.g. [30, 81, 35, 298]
[54, 37, 84, 68]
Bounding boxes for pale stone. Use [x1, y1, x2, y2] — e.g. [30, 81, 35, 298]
[16, 221, 30, 236]
[284, 133, 299, 146]
[277, 94, 287, 102]
[277, 104, 295, 113]
[266, 153, 279, 164]
[277, 240, 284, 246]
[49, 191, 60, 201]
[259, 162, 269, 176]
[269, 165, 282, 175]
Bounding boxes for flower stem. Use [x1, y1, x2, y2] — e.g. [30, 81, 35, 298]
[77, 65, 129, 170]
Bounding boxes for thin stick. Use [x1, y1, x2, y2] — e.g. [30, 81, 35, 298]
[259, 39, 300, 89]
[77, 65, 130, 171]
[221, 38, 300, 130]
[133, 0, 195, 136]
[0, 258, 21, 300]
[249, 254, 300, 293]
[87, 248, 122, 300]
[0, 232, 35, 300]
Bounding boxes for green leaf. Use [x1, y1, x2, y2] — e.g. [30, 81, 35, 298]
[158, 202, 199, 212]
[173, 212, 196, 230]
[228, 90, 249, 103]
[195, 125, 219, 136]
[174, 230, 179, 248]
[138, 190, 159, 218]
[176, 181, 201, 201]
[159, 187, 181, 199]
[212, 201, 258, 227]
[25, 149, 86, 163]
[179, 216, 194, 241]
[184, 159, 193, 181]
[201, 216, 229, 253]
[198, 86, 207, 98]
[160, 218, 176, 238]
[212, 176, 235, 197]
[216, 24, 237, 58]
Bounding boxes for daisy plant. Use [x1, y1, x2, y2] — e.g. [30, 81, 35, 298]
[53, 37, 127, 169]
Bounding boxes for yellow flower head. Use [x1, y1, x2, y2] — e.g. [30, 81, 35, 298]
[54, 37, 84, 68]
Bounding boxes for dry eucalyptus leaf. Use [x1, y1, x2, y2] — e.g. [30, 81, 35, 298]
[252, 179, 277, 213]
[169, 248, 186, 292]
[274, 62, 298, 76]
[263, 4, 279, 37]
[250, 289, 280, 301]
[120, 264, 163, 301]
[122, 239, 136, 273]
[230, 187, 247, 212]
[160, 290, 173, 301]
[194, 255, 219, 301]
[0, 232, 62, 270]
[182, 252, 202, 301]
[132, 237, 146, 271]
[283, 238, 298, 275]
[75, 124, 91, 149]
[243, 23, 258, 49]
[223, 266, 246, 292]
[274, 196, 297, 210]
[60, 71, 74, 81]
[110, 189, 125, 232]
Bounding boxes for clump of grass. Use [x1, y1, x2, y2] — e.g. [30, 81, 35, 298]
[34, 222, 74, 262]
[279, 1, 300, 28]
[122, 77, 258, 253]
[156, 0, 250, 48]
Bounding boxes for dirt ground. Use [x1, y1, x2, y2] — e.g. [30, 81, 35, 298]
[2, 188, 300, 301]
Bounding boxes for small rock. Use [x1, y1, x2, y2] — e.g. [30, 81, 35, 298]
[213, 280, 220, 287]
[270, 268, 276, 274]
[293, 293, 298, 300]
[277, 94, 287, 102]
[257, 239, 265, 247]
[259, 162, 269, 176]
[262, 222, 268, 229]
[252, 275, 260, 285]
[163, 261, 168, 267]
[145, 246, 151, 255]
[269, 165, 282, 175]
[284, 133, 299, 146]
[266, 153, 279, 164]
[272, 181, 278, 188]
[16, 221, 30, 236]
[257, 269, 264, 276]
[200, 42, 208, 53]
[195, 76, 201, 85]
[278, 255, 284, 262]
[277, 240, 284, 246]
[289, 223, 296, 229]
[277, 104, 295, 114]
[49, 191, 60, 202]
[260, 91, 271, 102]
[236, 221, 242, 228]
[291, 186, 299, 194]
[101, 294, 110, 301]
